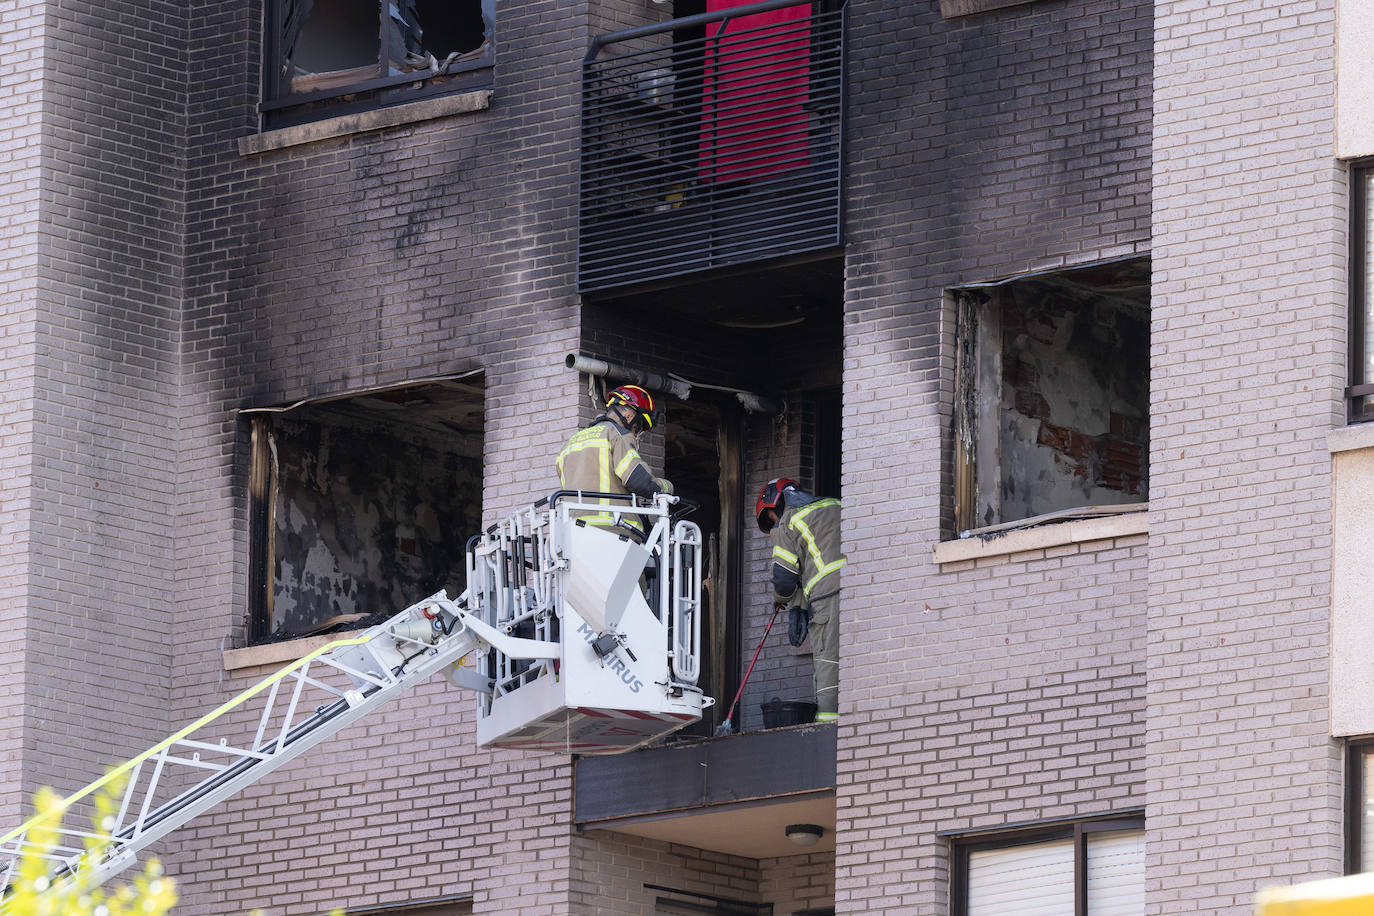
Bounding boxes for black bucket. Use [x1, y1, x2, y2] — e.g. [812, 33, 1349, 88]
[761, 698, 817, 728]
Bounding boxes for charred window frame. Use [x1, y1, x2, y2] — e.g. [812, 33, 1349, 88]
[245, 379, 484, 644]
[948, 259, 1150, 536]
[263, 0, 495, 129]
[948, 815, 1145, 916]
[1346, 738, 1374, 874]
[1349, 161, 1374, 422]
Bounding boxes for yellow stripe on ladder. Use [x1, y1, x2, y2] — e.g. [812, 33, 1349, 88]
[0, 632, 374, 848]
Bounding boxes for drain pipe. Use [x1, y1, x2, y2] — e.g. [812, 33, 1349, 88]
[565, 354, 781, 414]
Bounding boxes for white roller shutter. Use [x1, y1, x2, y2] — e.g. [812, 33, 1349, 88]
[1086, 829, 1145, 916]
[967, 838, 1075, 916]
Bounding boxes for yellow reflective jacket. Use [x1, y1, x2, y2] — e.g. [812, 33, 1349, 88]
[555, 417, 669, 533]
[770, 496, 845, 602]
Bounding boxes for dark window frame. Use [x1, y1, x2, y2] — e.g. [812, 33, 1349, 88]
[1346, 737, 1374, 874]
[945, 260, 1151, 538]
[242, 376, 485, 645]
[261, 0, 495, 129]
[949, 814, 1145, 916]
[1350, 159, 1374, 422]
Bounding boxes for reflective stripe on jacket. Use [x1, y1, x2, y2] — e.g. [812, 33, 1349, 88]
[770, 497, 845, 601]
[555, 418, 661, 531]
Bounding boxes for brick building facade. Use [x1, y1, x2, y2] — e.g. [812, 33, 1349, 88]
[0, 0, 1364, 913]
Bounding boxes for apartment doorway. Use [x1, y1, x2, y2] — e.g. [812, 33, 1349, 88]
[663, 393, 745, 737]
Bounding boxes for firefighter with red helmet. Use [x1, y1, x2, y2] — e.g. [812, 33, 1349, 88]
[756, 477, 845, 722]
[556, 384, 674, 539]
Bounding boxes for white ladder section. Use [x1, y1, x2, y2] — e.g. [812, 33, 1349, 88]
[0, 590, 550, 907]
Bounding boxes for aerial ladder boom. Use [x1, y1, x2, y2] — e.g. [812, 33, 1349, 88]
[0, 491, 709, 907]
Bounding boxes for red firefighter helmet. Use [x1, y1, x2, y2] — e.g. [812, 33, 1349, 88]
[756, 477, 797, 532]
[606, 384, 656, 431]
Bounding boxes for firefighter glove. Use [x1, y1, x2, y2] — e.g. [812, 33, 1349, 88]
[787, 605, 811, 647]
[657, 477, 674, 496]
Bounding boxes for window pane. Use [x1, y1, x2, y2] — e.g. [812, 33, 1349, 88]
[1087, 829, 1145, 916]
[1365, 171, 1374, 388]
[967, 838, 1075, 916]
[291, 0, 381, 93]
[1363, 749, 1374, 871]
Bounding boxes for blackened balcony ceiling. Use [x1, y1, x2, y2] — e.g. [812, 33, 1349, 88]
[574, 722, 836, 859]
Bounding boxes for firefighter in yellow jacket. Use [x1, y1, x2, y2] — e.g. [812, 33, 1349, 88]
[756, 478, 845, 722]
[556, 385, 673, 540]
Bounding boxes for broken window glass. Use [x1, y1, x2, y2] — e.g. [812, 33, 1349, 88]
[951, 258, 1150, 534]
[275, 0, 493, 98]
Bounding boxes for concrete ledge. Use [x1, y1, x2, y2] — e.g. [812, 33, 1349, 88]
[239, 89, 493, 156]
[940, 0, 1040, 17]
[933, 509, 1149, 565]
[1329, 422, 1374, 454]
[223, 634, 337, 671]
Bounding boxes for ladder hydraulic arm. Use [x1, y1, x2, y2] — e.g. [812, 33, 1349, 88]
[0, 590, 547, 907]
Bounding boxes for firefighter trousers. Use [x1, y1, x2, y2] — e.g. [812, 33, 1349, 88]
[808, 590, 840, 716]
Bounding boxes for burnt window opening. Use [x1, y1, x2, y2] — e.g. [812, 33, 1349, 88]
[246, 378, 484, 644]
[950, 258, 1150, 535]
[266, 0, 494, 127]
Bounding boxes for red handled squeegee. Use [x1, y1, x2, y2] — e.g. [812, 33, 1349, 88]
[713, 602, 783, 736]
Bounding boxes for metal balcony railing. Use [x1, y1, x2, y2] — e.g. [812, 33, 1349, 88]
[579, 0, 846, 293]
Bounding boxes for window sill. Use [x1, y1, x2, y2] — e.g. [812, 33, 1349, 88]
[222, 634, 339, 672]
[940, 0, 1041, 18]
[239, 88, 493, 156]
[932, 504, 1149, 566]
[1330, 422, 1374, 454]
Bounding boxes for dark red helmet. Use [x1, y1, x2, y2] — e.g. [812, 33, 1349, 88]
[756, 477, 797, 532]
[606, 384, 656, 431]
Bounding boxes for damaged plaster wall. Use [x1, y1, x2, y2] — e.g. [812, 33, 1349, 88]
[269, 410, 481, 635]
[959, 277, 1149, 529]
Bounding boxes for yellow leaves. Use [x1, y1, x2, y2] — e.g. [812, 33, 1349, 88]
[6, 785, 348, 915]
[3, 785, 177, 916]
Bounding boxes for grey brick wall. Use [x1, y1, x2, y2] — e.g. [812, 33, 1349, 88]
[0, 0, 186, 823]
[572, 832, 763, 914]
[573, 831, 833, 915]
[1148, 0, 1345, 911]
[836, 0, 1152, 910]
[0, 0, 46, 827]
